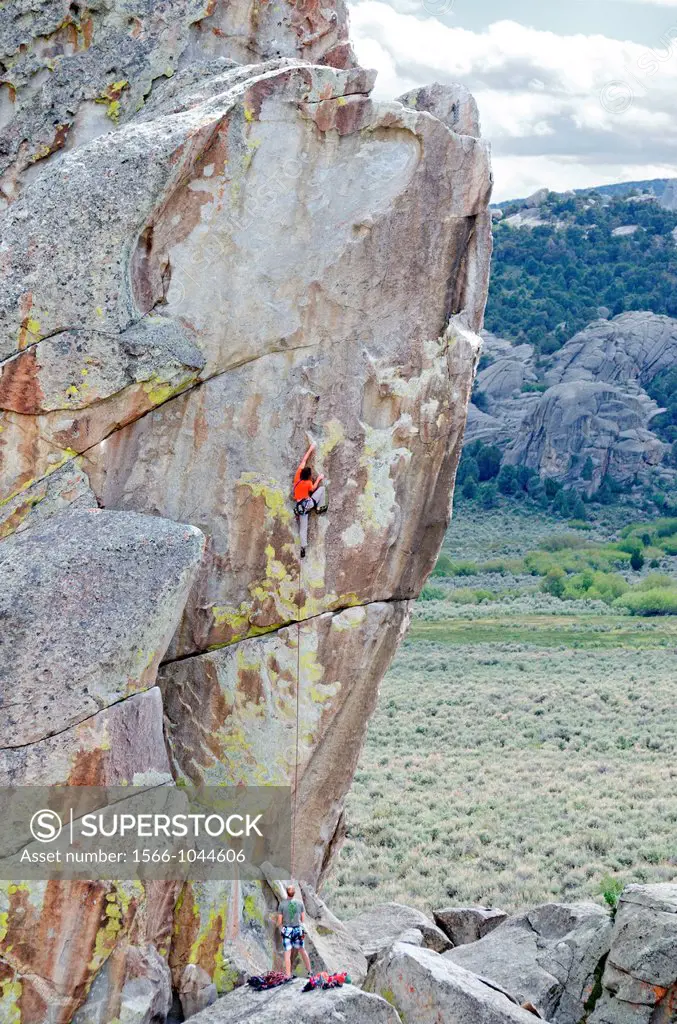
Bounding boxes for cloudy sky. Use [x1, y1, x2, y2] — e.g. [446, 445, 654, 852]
[349, 0, 677, 200]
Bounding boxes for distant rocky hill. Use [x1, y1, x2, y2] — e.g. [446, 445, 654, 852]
[466, 312, 677, 495]
[467, 181, 677, 502]
[486, 185, 677, 355]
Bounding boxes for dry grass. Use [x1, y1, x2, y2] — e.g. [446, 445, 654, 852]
[324, 509, 677, 919]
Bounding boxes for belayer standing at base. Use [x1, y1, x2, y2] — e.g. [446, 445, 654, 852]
[276, 884, 312, 978]
[293, 443, 326, 558]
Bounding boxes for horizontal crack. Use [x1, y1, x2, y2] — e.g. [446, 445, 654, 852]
[0, 688, 158, 753]
[160, 594, 411, 668]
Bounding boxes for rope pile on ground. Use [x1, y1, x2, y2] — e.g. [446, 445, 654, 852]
[247, 971, 294, 991]
[302, 971, 351, 992]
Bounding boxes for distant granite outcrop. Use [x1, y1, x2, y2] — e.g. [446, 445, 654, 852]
[466, 312, 677, 493]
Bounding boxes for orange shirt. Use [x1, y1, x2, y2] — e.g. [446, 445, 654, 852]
[294, 465, 318, 502]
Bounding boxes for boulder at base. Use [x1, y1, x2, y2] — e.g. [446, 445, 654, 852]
[186, 977, 401, 1022]
[446, 902, 612, 1024]
[299, 883, 368, 986]
[366, 942, 540, 1023]
[589, 884, 677, 1024]
[345, 902, 452, 962]
[434, 906, 508, 946]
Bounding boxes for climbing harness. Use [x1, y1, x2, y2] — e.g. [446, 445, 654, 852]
[293, 490, 329, 519]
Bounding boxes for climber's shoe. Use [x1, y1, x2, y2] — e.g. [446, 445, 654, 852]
[300, 547, 306, 559]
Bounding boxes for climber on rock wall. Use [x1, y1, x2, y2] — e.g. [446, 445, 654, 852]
[293, 443, 327, 559]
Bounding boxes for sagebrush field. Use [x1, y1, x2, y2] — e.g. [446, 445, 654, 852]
[325, 506, 677, 918]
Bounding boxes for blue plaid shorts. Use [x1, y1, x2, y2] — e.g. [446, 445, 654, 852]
[281, 925, 305, 950]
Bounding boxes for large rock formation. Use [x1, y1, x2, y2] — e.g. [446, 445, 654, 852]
[345, 902, 452, 963]
[365, 942, 540, 1024]
[466, 313, 676, 492]
[0, 0, 491, 1019]
[589, 884, 677, 1024]
[189, 976, 402, 1022]
[433, 905, 509, 946]
[446, 902, 613, 1024]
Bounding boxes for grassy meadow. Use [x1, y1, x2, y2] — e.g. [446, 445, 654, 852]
[324, 506, 677, 918]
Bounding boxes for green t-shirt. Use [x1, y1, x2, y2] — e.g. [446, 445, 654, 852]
[279, 897, 304, 927]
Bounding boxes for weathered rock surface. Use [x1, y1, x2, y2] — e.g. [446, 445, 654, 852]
[503, 381, 666, 488]
[179, 964, 219, 1020]
[589, 884, 677, 1024]
[0, 688, 172, 787]
[188, 978, 402, 1023]
[299, 883, 369, 985]
[0, 0, 354, 208]
[345, 902, 452, 962]
[0, 462, 96, 540]
[366, 942, 539, 1023]
[398, 82, 480, 138]
[466, 313, 677, 491]
[0, 508, 204, 748]
[159, 604, 409, 882]
[434, 905, 509, 946]
[0, 880, 179, 1024]
[446, 901, 613, 1024]
[73, 943, 173, 1024]
[0, 0, 491, 1016]
[546, 311, 677, 389]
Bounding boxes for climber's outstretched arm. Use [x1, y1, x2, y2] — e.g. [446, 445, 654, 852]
[294, 443, 316, 486]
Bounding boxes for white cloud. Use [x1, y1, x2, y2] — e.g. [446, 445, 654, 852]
[349, 2, 677, 199]
[609, 0, 677, 6]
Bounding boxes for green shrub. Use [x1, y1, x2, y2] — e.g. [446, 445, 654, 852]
[630, 550, 645, 572]
[568, 519, 592, 530]
[462, 477, 478, 499]
[615, 588, 677, 616]
[431, 553, 457, 578]
[655, 518, 677, 538]
[541, 567, 566, 598]
[497, 465, 518, 496]
[482, 558, 524, 574]
[480, 482, 499, 509]
[476, 446, 502, 482]
[538, 532, 589, 552]
[636, 573, 675, 591]
[564, 570, 628, 604]
[419, 584, 447, 602]
[446, 588, 498, 605]
[444, 560, 480, 577]
[600, 876, 625, 910]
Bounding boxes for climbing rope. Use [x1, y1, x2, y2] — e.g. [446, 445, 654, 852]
[291, 553, 302, 878]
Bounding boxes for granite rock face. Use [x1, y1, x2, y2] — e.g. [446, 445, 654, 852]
[188, 977, 402, 1023]
[0, 0, 354, 209]
[0, 509, 204, 749]
[466, 313, 676, 492]
[345, 902, 452, 962]
[398, 82, 481, 138]
[546, 311, 677, 389]
[446, 902, 613, 1024]
[433, 905, 509, 946]
[159, 604, 409, 882]
[0, 2, 491, 1020]
[589, 884, 677, 1024]
[366, 942, 539, 1024]
[503, 381, 665, 488]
